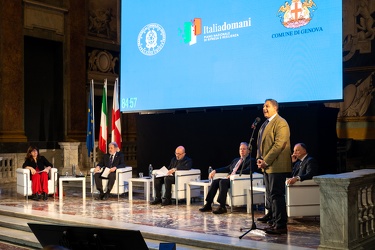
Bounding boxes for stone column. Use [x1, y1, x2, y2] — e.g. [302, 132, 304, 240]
[58, 142, 80, 175]
[314, 170, 375, 250]
[65, 0, 87, 141]
[0, 0, 27, 142]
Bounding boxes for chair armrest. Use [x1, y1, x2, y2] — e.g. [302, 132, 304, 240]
[91, 166, 132, 173]
[49, 168, 57, 180]
[213, 173, 227, 179]
[175, 169, 200, 176]
[16, 168, 29, 174]
[151, 168, 200, 176]
[230, 174, 250, 181]
[116, 166, 132, 173]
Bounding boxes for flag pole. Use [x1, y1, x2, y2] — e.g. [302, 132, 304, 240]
[91, 79, 96, 168]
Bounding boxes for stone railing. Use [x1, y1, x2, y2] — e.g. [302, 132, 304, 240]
[0, 154, 18, 183]
[314, 169, 375, 250]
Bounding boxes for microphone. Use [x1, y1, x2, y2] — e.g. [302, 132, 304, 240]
[251, 117, 261, 128]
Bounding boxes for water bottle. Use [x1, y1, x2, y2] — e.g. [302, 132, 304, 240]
[149, 164, 153, 177]
[72, 165, 76, 177]
[208, 166, 213, 183]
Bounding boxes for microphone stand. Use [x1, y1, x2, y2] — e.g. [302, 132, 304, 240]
[239, 120, 264, 239]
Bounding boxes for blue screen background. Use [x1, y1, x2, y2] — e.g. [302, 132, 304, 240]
[120, 0, 342, 112]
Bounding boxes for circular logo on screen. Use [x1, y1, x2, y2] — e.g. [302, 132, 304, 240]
[137, 23, 166, 56]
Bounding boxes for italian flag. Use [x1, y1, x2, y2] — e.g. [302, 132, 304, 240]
[98, 79, 108, 153]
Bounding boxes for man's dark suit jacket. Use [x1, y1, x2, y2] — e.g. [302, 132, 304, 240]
[214, 155, 257, 175]
[97, 151, 126, 170]
[168, 156, 192, 172]
[291, 154, 319, 182]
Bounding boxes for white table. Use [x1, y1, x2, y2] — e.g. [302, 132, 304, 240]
[59, 176, 86, 200]
[186, 180, 211, 205]
[246, 185, 266, 214]
[128, 177, 152, 202]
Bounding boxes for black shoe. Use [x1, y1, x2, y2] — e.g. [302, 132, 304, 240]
[264, 224, 276, 230]
[199, 204, 212, 212]
[267, 219, 275, 225]
[42, 192, 48, 201]
[162, 199, 172, 206]
[265, 227, 288, 235]
[213, 206, 227, 214]
[31, 193, 40, 201]
[257, 213, 272, 222]
[150, 198, 162, 205]
[95, 192, 104, 200]
[102, 193, 110, 200]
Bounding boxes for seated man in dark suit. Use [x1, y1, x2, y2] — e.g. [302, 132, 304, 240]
[94, 142, 126, 200]
[286, 142, 319, 186]
[150, 145, 192, 206]
[199, 142, 257, 214]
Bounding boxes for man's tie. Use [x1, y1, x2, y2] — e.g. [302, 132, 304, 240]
[231, 158, 243, 175]
[110, 155, 114, 166]
[296, 160, 303, 174]
[292, 160, 303, 176]
[257, 119, 269, 157]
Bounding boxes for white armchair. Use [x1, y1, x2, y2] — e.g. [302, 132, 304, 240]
[16, 167, 58, 200]
[214, 173, 264, 212]
[90, 166, 132, 200]
[152, 169, 201, 205]
[286, 179, 320, 217]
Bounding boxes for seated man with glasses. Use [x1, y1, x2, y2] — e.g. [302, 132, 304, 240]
[150, 145, 192, 206]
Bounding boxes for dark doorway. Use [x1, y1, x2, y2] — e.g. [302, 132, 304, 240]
[24, 36, 63, 143]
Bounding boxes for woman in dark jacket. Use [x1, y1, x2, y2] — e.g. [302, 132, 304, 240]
[22, 146, 53, 201]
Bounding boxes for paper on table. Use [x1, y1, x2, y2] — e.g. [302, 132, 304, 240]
[155, 166, 172, 178]
[101, 167, 111, 178]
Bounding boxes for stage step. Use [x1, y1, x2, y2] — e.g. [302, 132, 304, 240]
[0, 225, 40, 249]
[0, 211, 210, 250]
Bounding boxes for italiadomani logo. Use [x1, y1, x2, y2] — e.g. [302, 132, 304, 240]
[179, 17, 252, 45]
[137, 23, 166, 56]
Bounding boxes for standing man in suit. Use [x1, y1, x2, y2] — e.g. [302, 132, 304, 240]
[94, 142, 126, 200]
[199, 142, 256, 214]
[286, 143, 319, 185]
[150, 146, 192, 206]
[256, 99, 291, 234]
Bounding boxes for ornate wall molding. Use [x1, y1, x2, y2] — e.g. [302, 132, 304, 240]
[24, 0, 68, 36]
[87, 49, 119, 83]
